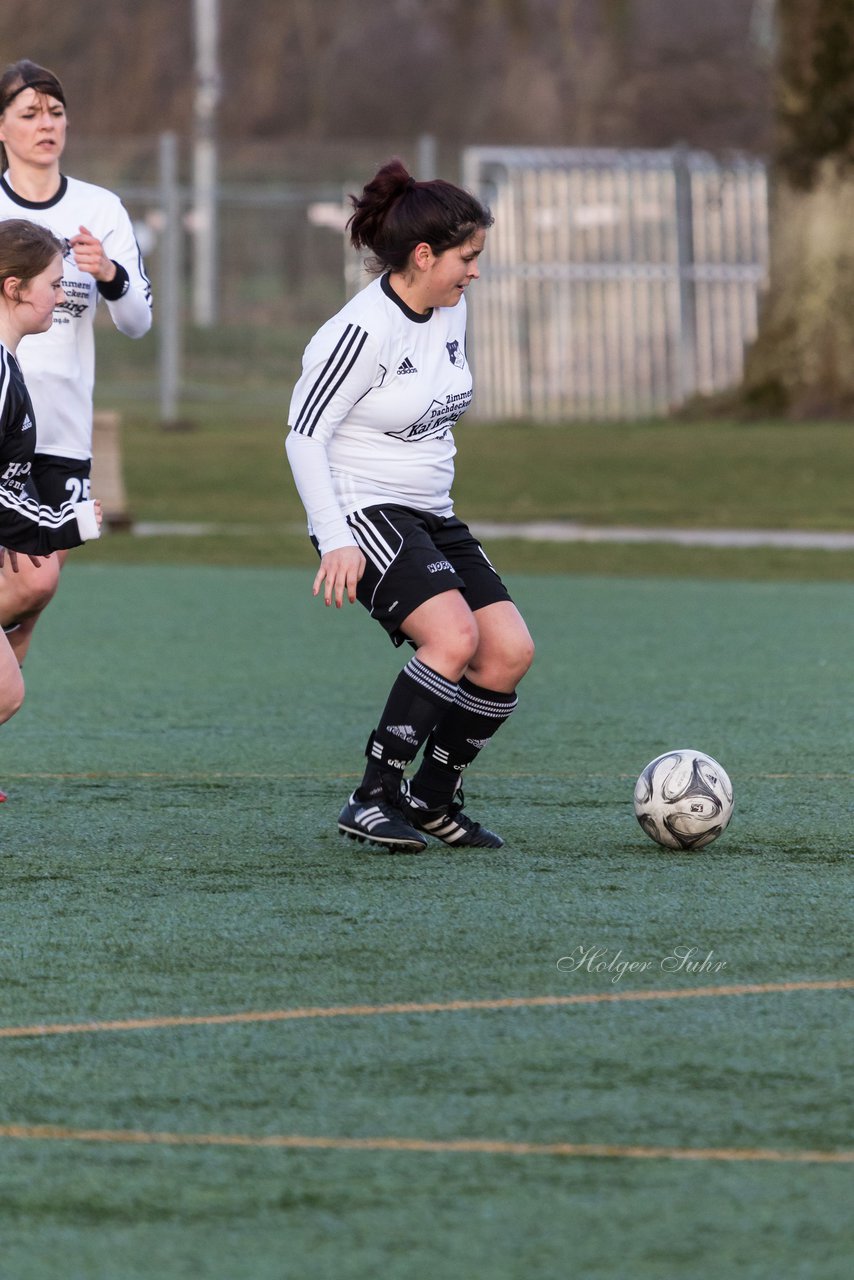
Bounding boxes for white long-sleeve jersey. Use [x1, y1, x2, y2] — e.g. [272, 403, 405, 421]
[0, 172, 152, 461]
[286, 273, 474, 554]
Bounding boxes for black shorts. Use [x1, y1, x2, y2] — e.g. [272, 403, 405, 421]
[340, 505, 513, 646]
[31, 455, 92, 508]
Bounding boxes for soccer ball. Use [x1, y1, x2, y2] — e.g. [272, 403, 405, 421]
[633, 749, 734, 850]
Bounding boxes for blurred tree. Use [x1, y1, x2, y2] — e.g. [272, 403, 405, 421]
[0, 0, 771, 151]
[741, 0, 854, 416]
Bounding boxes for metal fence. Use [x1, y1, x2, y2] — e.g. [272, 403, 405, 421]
[71, 135, 423, 416]
[70, 136, 768, 421]
[461, 146, 769, 420]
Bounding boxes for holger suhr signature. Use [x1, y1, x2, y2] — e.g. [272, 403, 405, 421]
[556, 945, 728, 984]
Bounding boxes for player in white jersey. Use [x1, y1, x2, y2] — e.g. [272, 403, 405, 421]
[0, 219, 102, 768]
[287, 159, 535, 852]
[0, 59, 151, 671]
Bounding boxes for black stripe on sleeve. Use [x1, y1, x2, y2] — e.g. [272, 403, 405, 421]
[293, 324, 369, 437]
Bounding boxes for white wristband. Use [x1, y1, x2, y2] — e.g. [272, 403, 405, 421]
[73, 500, 101, 542]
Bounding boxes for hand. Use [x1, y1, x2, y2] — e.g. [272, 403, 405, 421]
[93, 499, 103, 529]
[0, 547, 51, 571]
[313, 546, 365, 608]
[69, 225, 115, 283]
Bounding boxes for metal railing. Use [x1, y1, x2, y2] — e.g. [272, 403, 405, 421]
[74, 136, 768, 422]
[462, 146, 769, 420]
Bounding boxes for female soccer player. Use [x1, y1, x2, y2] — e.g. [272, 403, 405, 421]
[0, 59, 151, 666]
[286, 159, 534, 852]
[0, 217, 101, 741]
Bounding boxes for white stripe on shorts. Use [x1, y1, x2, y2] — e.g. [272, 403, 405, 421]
[347, 509, 400, 570]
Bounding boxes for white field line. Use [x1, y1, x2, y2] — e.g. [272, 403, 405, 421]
[130, 520, 854, 550]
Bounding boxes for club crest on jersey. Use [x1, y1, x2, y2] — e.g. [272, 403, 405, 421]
[446, 339, 465, 369]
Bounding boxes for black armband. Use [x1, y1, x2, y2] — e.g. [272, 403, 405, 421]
[97, 262, 130, 300]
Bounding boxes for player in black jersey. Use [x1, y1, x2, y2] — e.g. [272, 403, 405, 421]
[287, 160, 534, 852]
[0, 217, 101, 773]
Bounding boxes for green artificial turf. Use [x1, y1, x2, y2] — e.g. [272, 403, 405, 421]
[0, 565, 851, 1279]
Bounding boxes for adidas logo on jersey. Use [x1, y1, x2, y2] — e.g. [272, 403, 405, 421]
[396, 357, 417, 375]
[21, 414, 33, 432]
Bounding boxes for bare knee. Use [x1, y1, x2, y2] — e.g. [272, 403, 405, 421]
[416, 613, 480, 681]
[403, 591, 482, 681]
[0, 562, 60, 622]
[16, 573, 59, 616]
[467, 602, 536, 690]
[502, 638, 534, 689]
[450, 613, 481, 670]
[0, 669, 25, 724]
[439, 621, 481, 678]
[474, 635, 535, 690]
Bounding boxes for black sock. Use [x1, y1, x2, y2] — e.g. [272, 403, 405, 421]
[409, 677, 518, 808]
[357, 656, 458, 800]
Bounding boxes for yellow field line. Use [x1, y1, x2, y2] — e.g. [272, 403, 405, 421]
[2, 980, 851, 1040]
[0, 1124, 849, 1163]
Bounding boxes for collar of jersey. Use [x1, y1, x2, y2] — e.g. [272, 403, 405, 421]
[381, 272, 432, 324]
[0, 173, 68, 209]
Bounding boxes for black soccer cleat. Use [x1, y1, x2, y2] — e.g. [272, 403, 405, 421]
[401, 782, 504, 849]
[338, 792, 427, 854]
